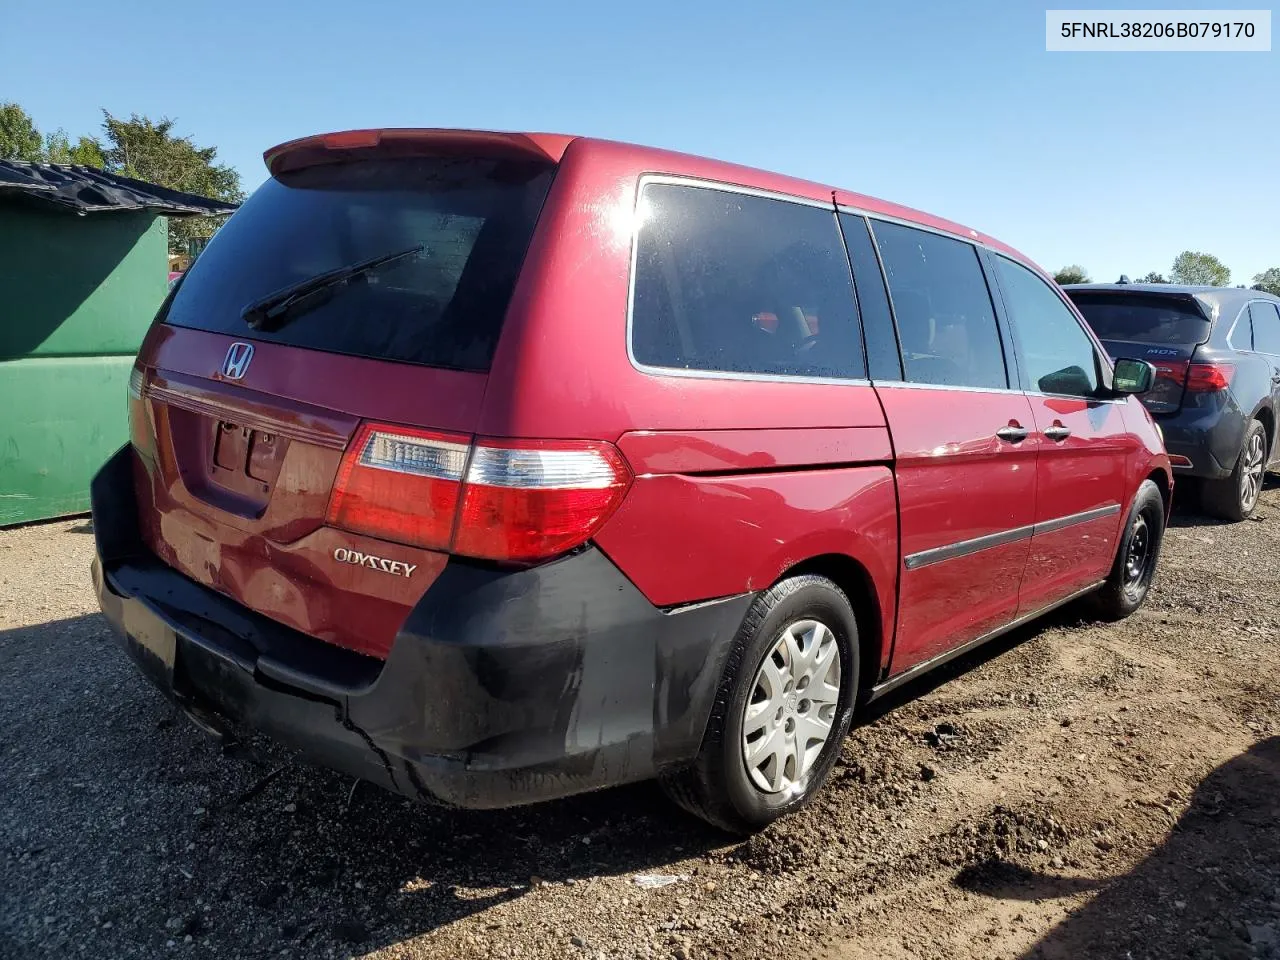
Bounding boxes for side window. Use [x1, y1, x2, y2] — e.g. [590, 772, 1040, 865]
[839, 214, 901, 381]
[871, 220, 1007, 390]
[994, 256, 1101, 398]
[631, 183, 864, 380]
[1249, 302, 1280, 355]
[1229, 307, 1254, 350]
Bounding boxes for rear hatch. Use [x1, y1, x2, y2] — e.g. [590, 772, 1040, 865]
[1067, 290, 1213, 414]
[129, 134, 566, 658]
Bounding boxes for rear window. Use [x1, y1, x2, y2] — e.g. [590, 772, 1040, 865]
[1068, 293, 1210, 346]
[164, 157, 555, 371]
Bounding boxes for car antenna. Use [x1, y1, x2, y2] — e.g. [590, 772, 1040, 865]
[1117, 274, 1131, 284]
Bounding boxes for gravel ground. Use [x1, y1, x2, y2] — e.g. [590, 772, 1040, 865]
[2, 483, 1278, 960]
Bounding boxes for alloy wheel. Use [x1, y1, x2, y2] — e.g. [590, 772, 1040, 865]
[741, 619, 841, 794]
[1240, 432, 1266, 514]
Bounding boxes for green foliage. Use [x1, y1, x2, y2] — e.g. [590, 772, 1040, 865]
[43, 129, 106, 167]
[1252, 268, 1280, 297]
[1138, 272, 1167, 283]
[100, 112, 243, 252]
[0, 102, 45, 161]
[1053, 265, 1090, 285]
[1170, 251, 1231, 287]
[0, 103, 240, 253]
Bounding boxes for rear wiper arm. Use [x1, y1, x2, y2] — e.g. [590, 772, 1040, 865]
[240, 244, 423, 332]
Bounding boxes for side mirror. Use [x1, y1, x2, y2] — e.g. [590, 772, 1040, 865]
[1112, 358, 1156, 395]
[1038, 365, 1095, 397]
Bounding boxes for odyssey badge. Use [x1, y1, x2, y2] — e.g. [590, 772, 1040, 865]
[333, 547, 417, 578]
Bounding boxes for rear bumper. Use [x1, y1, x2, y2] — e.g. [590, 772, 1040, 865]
[1156, 405, 1245, 480]
[91, 446, 751, 809]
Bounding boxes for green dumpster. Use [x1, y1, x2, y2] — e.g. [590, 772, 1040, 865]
[0, 162, 237, 526]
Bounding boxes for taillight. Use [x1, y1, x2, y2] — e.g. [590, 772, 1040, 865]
[453, 440, 631, 561]
[326, 424, 469, 550]
[1185, 362, 1235, 392]
[1150, 360, 1188, 383]
[326, 424, 632, 562]
[128, 363, 155, 454]
[1142, 359, 1232, 413]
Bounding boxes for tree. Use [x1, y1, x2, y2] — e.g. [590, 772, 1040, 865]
[1170, 250, 1230, 286]
[100, 111, 243, 252]
[1252, 267, 1280, 297]
[1139, 272, 1167, 283]
[43, 129, 105, 167]
[0, 102, 44, 161]
[0, 103, 105, 166]
[1054, 265, 1090, 285]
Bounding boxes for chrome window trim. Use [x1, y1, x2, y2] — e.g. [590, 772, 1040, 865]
[1225, 302, 1252, 351]
[872, 380, 1025, 397]
[634, 173, 834, 210]
[1024, 390, 1126, 405]
[626, 362, 872, 388]
[903, 502, 1122, 571]
[837, 205, 984, 248]
[624, 175, 871, 386]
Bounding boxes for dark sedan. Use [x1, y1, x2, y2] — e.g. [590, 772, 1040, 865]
[1065, 283, 1280, 520]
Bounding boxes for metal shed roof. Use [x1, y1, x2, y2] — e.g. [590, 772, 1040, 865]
[0, 161, 239, 217]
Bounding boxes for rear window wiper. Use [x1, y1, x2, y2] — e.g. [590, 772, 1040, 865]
[240, 244, 423, 332]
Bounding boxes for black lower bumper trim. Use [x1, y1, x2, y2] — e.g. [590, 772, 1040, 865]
[91, 446, 752, 809]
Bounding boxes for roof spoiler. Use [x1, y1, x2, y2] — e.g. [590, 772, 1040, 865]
[263, 129, 576, 178]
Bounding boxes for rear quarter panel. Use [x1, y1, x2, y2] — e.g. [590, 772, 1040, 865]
[487, 140, 900, 662]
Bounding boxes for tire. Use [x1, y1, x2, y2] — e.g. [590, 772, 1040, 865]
[660, 575, 858, 834]
[1202, 419, 1267, 521]
[1089, 479, 1166, 621]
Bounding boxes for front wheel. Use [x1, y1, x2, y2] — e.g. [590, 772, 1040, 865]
[660, 575, 858, 834]
[1089, 479, 1166, 621]
[1202, 419, 1267, 521]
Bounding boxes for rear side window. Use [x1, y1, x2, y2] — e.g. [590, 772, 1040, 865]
[871, 221, 1007, 390]
[994, 256, 1101, 398]
[1249, 301, 1280, 355]
[1229, 309, 1254, 350]
[630, 183, 864, 380]
[1067, 293, 1210, 346]
[165, 157, 555, 371]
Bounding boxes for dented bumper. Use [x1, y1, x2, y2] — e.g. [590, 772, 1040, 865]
[90, 446, 751, 808]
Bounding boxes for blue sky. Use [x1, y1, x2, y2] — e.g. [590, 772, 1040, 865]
[3, 0, 1276, 283]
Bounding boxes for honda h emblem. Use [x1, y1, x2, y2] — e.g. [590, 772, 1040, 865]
[221, 342, 254, 380]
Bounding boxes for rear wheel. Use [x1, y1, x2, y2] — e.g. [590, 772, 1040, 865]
[1089, 479, 1165, 621]
[660, 575, 858, 834]
[1202, 419, 1267, 521]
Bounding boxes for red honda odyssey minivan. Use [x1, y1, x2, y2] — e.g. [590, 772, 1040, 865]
[91, 129, 1171, 833]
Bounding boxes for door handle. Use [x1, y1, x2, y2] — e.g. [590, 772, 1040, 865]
[1044, 424, 1072, 442]
[996, 424, 1029, 443]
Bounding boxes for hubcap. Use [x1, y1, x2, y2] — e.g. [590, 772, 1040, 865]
[741, 619, 841, 794]
[1240, 432, 1265, 513]
[1124, 515, 1150, 589]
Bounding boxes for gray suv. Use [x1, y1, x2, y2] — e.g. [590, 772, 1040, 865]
[1065, 283, 1280, 520]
